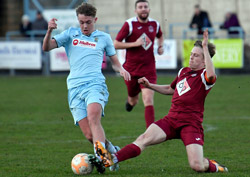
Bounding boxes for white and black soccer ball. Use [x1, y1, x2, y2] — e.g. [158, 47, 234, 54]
[71, 153, 94, 175]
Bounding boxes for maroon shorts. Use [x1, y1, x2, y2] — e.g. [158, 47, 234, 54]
[154, 114, 204, 146]
[124, 73, 157, 97]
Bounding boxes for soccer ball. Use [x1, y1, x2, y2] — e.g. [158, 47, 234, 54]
[71, 153, 94, 175]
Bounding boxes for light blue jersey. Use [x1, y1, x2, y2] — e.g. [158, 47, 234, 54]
[53, 28, 116, 124]
[53, 27, 116, 89]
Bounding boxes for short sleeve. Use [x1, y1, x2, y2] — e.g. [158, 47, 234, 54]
[53, 29, 70, 48]
[201, 70, 216, 90]
[105, 34, 116, 56]
[156, 25, 163, 38]
[115, 22, 129, 41]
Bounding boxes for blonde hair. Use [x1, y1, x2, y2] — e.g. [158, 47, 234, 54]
[194, 40, 216, 58]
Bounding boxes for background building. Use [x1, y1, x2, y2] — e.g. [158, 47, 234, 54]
[0, 0, 249, 75]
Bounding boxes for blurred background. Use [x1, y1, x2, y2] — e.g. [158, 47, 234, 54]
[0, 0, 249, 76]
[0, 2, 249, 176]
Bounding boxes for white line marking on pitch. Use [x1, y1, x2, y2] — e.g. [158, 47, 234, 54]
[203, 124, 217, 132]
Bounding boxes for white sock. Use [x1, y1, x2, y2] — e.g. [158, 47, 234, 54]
[112, 154, 118, 164]
[106, 140, 117, 154]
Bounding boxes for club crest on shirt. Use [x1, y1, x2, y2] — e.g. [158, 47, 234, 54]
[139, 33, 152, 50]
[176, 78, 191, 96]
[72, 39, 96, 49]
[148, 25, 154, 33]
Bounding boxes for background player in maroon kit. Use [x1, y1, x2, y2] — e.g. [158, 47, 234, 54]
[96, 29, 228, 173]
[114, 0, 164, 128]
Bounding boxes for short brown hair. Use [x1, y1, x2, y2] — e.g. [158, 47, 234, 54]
[135, 0, 149, 8]
[76, 3, 96, 17]
[194, 40, 216, 58]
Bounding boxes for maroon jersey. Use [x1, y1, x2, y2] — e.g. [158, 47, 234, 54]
[116, 17, 162, 76]
[169, 67, 216, 124]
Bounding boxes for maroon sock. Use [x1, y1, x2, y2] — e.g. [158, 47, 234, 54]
[206, 159, 217, 172]
[145, 105, 155, 128]
[115, 144, 141, 162]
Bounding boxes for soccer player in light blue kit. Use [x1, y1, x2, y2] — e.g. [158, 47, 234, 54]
[42, 3, 130, 173]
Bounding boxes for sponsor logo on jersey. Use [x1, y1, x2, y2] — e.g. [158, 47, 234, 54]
[73, 39, 79, 45]
[137, 26, 142, 30]
[72, 39, 96, 49]
[176, 78, 191, 96]
[195, 138, 201, 141]
[148, 25, 154, 32]
[139, 33, 152, 50]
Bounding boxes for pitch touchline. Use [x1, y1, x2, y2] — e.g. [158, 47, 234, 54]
[203, 124, 217, 132]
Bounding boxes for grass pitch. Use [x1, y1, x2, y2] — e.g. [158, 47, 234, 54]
[0, 75, 250, 177]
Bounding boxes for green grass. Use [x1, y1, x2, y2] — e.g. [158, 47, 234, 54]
[0, 75, 250, 177]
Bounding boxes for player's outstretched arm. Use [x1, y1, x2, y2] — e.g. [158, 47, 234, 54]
[109, 55, 131, 81]
[42, 18, 58, 51]
[202, 29, 216, 80]
[138, 77, 174, 95]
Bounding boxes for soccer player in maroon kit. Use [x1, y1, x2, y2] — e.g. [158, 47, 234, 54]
[114, 0, 164, 128]
[95, 29, 228, 173]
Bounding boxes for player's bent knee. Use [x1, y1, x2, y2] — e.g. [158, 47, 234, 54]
[130, 99, 139, 106]
[88, 117, 101, 126]
[128, 96, 139, 106]
[142, 97, 154, 106]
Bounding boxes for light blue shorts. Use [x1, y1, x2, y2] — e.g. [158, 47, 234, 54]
[68, 81, 109, 125]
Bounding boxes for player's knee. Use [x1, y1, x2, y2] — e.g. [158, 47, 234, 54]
[130, 99, 139, 106]
[128, 95, 139, 106]
[189, 160, 205, 172]
[142, 97, 153, 106]
[87, 116, 100, 127]
[142, 91, 154, 104]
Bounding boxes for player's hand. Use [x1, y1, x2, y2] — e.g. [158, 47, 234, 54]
[202, 28, 209, 47]
[134, 37, 144, 47]
[157, 45, 164, 55]
[120, 67, 131, 81]
[48, 18, 58, 31]
[138, 77, 150, 88]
